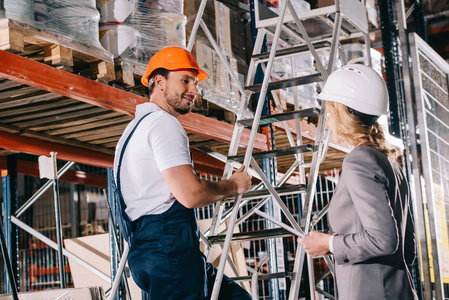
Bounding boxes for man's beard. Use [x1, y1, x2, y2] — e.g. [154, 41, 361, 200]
[165, 91, 192, 115]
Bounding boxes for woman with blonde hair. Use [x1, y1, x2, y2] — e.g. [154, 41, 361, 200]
[298, 64, 418, 300]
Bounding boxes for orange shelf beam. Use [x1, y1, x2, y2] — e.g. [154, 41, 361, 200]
[0, 131, 114, 169]
[0, 50, 268, 152]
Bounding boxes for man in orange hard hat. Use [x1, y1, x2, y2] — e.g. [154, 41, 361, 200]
[113, 47, 252, 299]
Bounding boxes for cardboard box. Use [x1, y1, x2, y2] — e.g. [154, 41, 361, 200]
[64, 234, 142, 299]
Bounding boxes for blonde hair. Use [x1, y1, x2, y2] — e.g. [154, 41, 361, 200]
[326, 101, 398, 159]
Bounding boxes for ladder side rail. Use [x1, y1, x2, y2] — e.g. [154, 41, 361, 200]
[199, 20, 246, 96]
[299, 105, 328, 233]
[307, 255, 317, 300]
[104, 189, 133, 300]
[210, 194, 244, 300]
[338, 45, 348, 65]
[318, 128, 332, 164]
[215, 3, 234, 101]
[210, 0, 291, 297]
[223, 249, 248, 290]
[205, 126, 246, 260]
[288, 247, 308, 300]
[253, 0, 261, 28]
[108, 244, 130, 300]
[364, 32, 372, 67]
[250, 157, 301, 231]
[186, 0, 208, 51]
[222, 125, 246, 177]
[288, 104, 328, 300]
[251, 256, 269, 298]
[286, 1, 328, 80]
[326, 12, 343, 74]
[245, 29, 267, 88]
[322, 255, 334, 275]
[295, 117, 307, 182]
[291, 56, 307, 184]
[205, 203, 224, 261]
[206, 125, 248, 261]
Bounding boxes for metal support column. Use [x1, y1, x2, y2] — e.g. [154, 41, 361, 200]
[107, 169, 120, 300]
[378, 0, 406, 139]
[411, 0, 427, 42]
[394, 0, 426, 297]
[3, 155, 20, 294]
[52, 177, 66, 289]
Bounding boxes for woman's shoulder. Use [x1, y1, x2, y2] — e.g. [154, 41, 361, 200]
[344, 145, 391, 174]
[346, 145, 387, 160]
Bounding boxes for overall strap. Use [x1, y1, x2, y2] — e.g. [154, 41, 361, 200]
[116, 111, 153, 191]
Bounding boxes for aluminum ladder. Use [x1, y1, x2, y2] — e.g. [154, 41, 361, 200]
[189, 0, 371, 298]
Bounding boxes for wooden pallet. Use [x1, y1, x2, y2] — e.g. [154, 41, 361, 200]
[115, 59, 147, 88]
[0, 18, 116, 81]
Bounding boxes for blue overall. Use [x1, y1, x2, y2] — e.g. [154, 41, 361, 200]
[128, 200, 252, 300]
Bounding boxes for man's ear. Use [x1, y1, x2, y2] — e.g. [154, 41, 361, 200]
[153, 74, 166, 91]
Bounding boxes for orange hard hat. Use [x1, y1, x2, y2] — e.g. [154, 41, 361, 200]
[141, 46, 209, 87]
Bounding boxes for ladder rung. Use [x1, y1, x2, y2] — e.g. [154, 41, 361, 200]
[231, 272, 293, 282]
[245, 73, 323, 93]
[228, 144, 315, 162]
[208, 228, 295, 244]
[252, 41, 331, 62]
[225, 184, 307, 203]
[237, 107, 320, 127]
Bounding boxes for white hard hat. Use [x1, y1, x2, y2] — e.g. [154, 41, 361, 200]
[317, 64, 389, 115]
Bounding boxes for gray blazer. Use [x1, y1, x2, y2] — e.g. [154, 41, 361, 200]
[328, 145, 418, 300]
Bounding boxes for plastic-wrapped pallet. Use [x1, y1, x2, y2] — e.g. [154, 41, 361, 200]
[1, 0, 102, 47]
[1, 0, 34, 24]
[97, 0, 186, 62]
[27, 0, 102, 47]
[131, 0, 186, 60]
[136, 11, 187, 60]
[97, 0, 140, 59]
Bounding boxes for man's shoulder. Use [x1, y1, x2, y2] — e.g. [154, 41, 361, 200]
[135, 104, 177, 126]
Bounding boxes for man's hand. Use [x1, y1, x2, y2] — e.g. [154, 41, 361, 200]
[228, 165, 252, 195]
[298, 231, 331, 257]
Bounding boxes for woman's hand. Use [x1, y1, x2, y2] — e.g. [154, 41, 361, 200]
[298, 231, 331, 257]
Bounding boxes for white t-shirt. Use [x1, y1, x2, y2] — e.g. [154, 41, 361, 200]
[113, 103, 191, 220]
